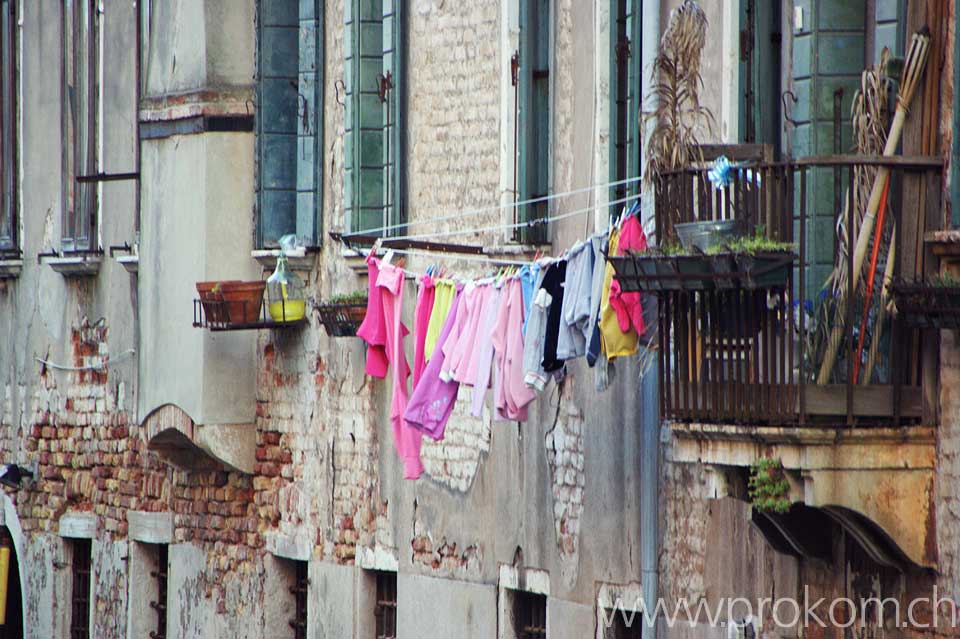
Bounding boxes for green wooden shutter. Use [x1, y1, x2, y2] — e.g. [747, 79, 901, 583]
[609, 0, 641, 218]
[345, 0, 387, 235]
[258, 0, 299, 247]
[517, 0, 550, 244]
[296, 0, 323, 244]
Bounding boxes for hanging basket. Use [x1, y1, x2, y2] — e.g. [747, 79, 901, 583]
[891, 282, 960, 329]
[316, 302, 367, 337]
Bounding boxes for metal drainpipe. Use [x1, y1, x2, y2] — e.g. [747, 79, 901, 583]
[640, 0, 661, 635]
[952, 0, 960, 227]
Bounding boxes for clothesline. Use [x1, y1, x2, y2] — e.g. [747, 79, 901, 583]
[342, 175, 644, 239]
[363, 191, 644, 246]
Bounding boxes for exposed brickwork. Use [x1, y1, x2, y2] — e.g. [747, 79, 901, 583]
[411, 505, 482, 579]
[546, 378, 586, 587]
[420, 391, 492, 492]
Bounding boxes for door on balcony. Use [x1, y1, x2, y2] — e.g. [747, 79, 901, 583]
[738, 0, 781, 156]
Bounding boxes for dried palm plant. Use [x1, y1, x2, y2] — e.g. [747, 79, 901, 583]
[643, 0, 714, 196]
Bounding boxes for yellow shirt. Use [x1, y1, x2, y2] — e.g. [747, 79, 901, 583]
[424, 280, 456, 361]
[599, 229, 638, 359]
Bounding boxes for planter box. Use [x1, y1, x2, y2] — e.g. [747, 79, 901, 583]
[608, 251, 794, 293]
[892, 283, 960, 329]
[317, 302, 367, 337]
[733, 252, 793, 290]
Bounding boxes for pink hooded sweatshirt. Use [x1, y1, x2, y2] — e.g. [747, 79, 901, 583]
[609, 215, 647, 336]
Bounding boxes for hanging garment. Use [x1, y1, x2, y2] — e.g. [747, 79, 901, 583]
[405, 287, 464, 441]
[518, 263, 541, 336]
[522, 286, 552, 391]
[609, 214, 647, 336]
[375, 261, 424, 480]
[599, 228, 638, 359]
[445, 282, 492, 384]
[556, 241, 596, 360]
[585, 232, 608, 367]
[440, 282, 479, 383]
[413, 274, 436, 386]
[424, 280, 456, 361]
[540, 260, 568, 373]
[469, 283, 503, 418]
[356, 254, 390, 378]
[492, 279, 537, 421]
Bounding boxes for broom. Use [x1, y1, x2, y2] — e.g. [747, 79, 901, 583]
[815, 27, 931, 384]
[852, 175, 890, 383]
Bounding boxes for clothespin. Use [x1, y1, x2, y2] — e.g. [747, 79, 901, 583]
[371, 238, 383, 256]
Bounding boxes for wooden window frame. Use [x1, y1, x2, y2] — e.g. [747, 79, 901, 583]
[255, 0, 324, 248]
[69, 538, 92, 639]
[62, 0, 100, 253]
[0, 0, 16, 254]
[516, 0, 551, 245]
[374, 570, 397, 639]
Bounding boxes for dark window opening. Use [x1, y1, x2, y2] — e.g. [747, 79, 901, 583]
[374, 570, 397, 639]
[149, 544, 168, 639]
[514, 591, 547, 639]
[69, 538, 92, 639]
[288, 560, 308, 639]
[609, 0, 641, 219]
[0, 0, 16, 253]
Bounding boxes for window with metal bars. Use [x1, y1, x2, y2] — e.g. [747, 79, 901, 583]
[515, 0, 551, 244]
[0, 0, 16, 254]
[69, 538, 92, 639]
[62, 0, 100, 252]
[604, 608, 642, 639]
[514, 591, 547, 639]
[374, 570, 397, 639]
[343, 0, 404, 237]
[609, 0, 641, 219]
[149, 544, 168, 639]
[288, 560, 308, 639]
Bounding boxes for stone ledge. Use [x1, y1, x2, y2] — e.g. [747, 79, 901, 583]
[59, 512, 97, 539]
[0, 258, 22, 279]
[115, 254, 139, 274]
[498, 564, 550, 596]
[128, 511, 173, 544]
[251, 248, 316, 273]
[47, 255, 102, 277]
[265, 529, 314, 562]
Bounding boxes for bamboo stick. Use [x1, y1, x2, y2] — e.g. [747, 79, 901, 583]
[862, 226, 897, 385]
[815, 28, 931, 384]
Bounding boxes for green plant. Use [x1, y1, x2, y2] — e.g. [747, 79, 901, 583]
[707, 226, 795, 255]
[926, 274, 960, 288]
[327, 290, 368, 305]
[748, 458, 791, 514]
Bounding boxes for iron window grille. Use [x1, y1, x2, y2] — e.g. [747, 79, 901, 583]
[69, 538, 92, 639]
[514, 591, 547, 639]
[62, 0, 100, 252]
[0, 0, 16, 254]
[149, 544, 168, 639]
[288, 560, 308, 639]
[374, 570, 397, 639]
[605, 609, 642, 639]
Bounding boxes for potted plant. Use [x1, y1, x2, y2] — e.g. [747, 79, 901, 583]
[709, 228, 795, 290]
[196, 280, 239, 324]
[219, 280, 267, 324]
[317, 290, 368, 337]
[748, 457, 791, 514]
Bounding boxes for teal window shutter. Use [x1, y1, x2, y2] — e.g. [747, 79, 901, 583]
[609, 0, 641, 219]
[517, 0, 550, 244]
[344, 0, 401, 237]
[257, 0, 322, 247]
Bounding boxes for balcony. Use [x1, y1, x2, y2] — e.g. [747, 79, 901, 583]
[614, 150, 945, 569]
[620, 151, 945, 427]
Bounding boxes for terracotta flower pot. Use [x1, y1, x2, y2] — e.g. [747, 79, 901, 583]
[219, 281, 266, 324]
[196, 281, 240, 324]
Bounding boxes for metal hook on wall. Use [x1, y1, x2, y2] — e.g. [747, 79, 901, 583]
[334, 79, 346, 107]
[782, 90, 800, 127]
